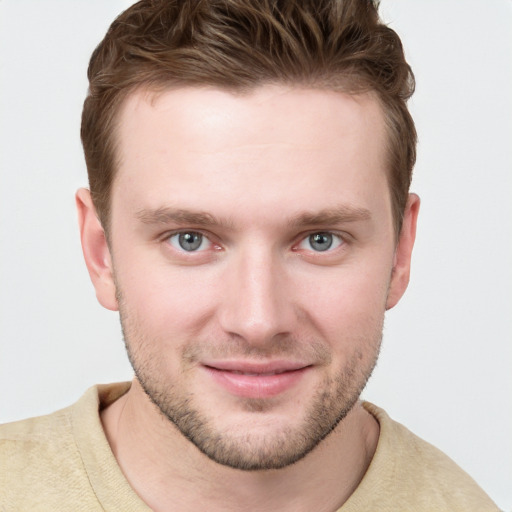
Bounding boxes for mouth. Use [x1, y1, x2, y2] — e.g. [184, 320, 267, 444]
[222, 369, 292, 376]
[201, 360, 312, 399]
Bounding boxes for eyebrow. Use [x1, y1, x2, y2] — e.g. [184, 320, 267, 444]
[135, 205, 371, 229]
[286, 206, 372, 227]
[136, 207, 233, 228]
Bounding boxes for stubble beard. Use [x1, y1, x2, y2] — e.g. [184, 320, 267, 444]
[118, 298, 382, 471]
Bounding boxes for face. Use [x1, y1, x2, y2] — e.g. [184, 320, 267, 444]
[83, 86, 417, 470]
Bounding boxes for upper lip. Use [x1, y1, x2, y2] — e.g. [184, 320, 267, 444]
[202, 360, 311, 375]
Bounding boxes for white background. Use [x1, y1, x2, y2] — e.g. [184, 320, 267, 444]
[0, 1, 510, 509]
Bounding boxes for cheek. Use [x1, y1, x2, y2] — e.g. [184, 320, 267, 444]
[117, 265, 221, 378]
[117, 259, 220, 335]
[296, 261, 391, 339]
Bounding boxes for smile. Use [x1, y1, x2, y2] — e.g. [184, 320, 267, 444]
[202, 361, 312, 399]
[226, 369, 291, 376]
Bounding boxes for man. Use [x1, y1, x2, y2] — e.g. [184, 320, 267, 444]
[0, 0, 500, 510]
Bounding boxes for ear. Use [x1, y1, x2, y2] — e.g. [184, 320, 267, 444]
[76, 188, 118, 311]
[386, 193, 420, 310]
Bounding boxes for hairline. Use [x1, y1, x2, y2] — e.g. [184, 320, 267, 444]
[101, 80, 403, 242]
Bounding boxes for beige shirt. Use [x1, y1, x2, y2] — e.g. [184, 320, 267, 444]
[0, 382, 499, 511]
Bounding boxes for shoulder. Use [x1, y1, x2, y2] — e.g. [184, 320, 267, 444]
[0, 385, 121, 511]
[341, 402, 500, 512]
[0, 405, 78, 471]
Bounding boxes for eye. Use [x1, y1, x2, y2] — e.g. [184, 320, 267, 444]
[298, 232, 343, 252]
[168, 231, 211, 252]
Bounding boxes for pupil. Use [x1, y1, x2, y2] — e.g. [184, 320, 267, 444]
[179, 232, 202, 251]
[310, 233, 332, 251]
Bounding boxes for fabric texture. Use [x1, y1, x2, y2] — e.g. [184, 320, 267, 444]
[0, 383, 499, 511]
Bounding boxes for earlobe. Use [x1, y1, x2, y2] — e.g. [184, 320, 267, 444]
[75, 188, 119, 311]
[386, 193, 420, 310]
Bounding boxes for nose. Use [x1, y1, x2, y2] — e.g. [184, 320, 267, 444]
[217, 246, 296, 346]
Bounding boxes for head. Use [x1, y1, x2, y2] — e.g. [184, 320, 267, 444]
[81, 0, 416, 237]
[78, 0, 419, 471]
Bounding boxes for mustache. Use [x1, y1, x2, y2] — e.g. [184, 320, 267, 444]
[181, 336, 332, 365]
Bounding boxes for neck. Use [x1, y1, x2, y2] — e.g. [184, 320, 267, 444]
[101, 379, 379, 512]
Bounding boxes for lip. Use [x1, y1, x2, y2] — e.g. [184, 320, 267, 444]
[201, 360, 312, 399]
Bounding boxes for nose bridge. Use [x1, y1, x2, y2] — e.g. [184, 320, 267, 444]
[219, 241, 293, 343]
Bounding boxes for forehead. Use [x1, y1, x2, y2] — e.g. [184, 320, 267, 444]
[112, 85, 389, 221]
[116, 85, 385, 156]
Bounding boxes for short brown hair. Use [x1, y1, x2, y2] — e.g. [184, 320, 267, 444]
[81, 0, 416, 235]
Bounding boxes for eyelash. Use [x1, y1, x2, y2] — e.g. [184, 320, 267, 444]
[162, 229, 348, 255]
[295, 232, 345, 253]
[164, 230, 219, 253]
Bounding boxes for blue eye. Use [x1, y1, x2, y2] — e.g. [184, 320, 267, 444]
[299, 232, 343, 252]
[168, 232, 211, 252]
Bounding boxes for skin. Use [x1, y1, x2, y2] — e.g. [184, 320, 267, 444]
[77, 85, 419, 512]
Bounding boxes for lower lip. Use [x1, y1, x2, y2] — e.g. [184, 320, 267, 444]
[203, 366, 310, 399]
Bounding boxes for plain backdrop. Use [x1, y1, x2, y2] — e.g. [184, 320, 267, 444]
[0, 1, 511, 509]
